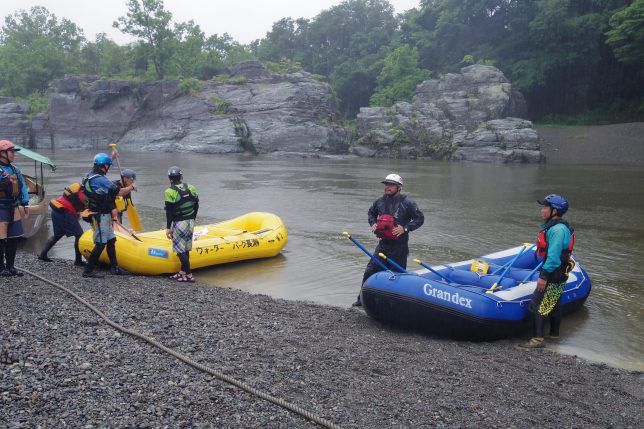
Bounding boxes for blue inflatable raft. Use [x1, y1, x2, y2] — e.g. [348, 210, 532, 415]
[360, 245, 592, 340]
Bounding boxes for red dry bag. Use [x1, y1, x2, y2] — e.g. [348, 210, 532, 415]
[374, 214, 398, 240]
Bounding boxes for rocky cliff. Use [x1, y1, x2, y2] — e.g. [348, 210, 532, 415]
[12, 61, 349, 156]
[0, 62, 543, 162]
[353, 65, 542, 163]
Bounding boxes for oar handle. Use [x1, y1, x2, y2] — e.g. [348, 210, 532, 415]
[413, 258, 451, 282]
[378, 253, 409, 274]
[108, 143, 124, 177]
[342, 232, 389, 272]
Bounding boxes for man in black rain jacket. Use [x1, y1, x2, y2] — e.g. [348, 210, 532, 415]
[353, 173, 424, 307]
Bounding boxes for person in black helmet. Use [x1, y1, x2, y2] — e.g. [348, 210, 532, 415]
[165, 166, 199, 282]
[353, 173, 424, 307]
[520, 194, 575, 349]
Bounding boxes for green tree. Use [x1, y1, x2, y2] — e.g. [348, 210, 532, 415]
[79, 33, 133, 77]
[254, 18, 309, 62]
[606, 0, 644, 65]
[0, 6, 84, 96]
[113, 0, 175, 79]
[370, 45, 430, 106]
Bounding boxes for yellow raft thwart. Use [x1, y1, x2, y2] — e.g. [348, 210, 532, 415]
[79, 212, 287, 275]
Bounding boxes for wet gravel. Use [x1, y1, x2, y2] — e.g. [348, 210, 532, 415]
[2, 253, 642, 428]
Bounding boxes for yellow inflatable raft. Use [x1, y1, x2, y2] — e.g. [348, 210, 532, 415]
[79, 212, 287, 275]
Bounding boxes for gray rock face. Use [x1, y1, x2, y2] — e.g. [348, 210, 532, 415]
[354, 64, 542, 162]
[6, 61, 348, 156]
[1, 62, 540, 162]
[0, 101, 31, 146]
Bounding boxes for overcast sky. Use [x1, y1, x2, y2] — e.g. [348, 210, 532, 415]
[0, 0, 421, 45]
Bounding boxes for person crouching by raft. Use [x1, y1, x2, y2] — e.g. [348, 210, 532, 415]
[0, 139, 29, 277]
[353, 173, 424, 307]
[520, 194, 575, 349]
[113, 168, 137, 224]
[165, 166, 199, 283]
[38, 183, 87, 266]
[82, 153, 136, 278]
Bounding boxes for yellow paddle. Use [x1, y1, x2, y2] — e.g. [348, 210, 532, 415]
[108, 143, 142, 232]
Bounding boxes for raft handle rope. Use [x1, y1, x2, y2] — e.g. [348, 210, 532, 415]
[17, 266, 341, 429]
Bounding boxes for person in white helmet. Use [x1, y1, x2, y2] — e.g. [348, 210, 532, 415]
[353, 173, 424, 307]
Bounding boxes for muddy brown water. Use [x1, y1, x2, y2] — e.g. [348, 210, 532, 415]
[18, 150, 644, 371]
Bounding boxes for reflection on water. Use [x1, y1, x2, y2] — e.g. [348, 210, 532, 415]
[19, 150, 644, 372]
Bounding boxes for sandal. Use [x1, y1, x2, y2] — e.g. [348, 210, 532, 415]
[169, 271, 186, 280]
[177, 273, 195, 283]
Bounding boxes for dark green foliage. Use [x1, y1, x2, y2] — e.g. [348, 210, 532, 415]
[1, 0, 642, 123]
[606, 0, 644, 65]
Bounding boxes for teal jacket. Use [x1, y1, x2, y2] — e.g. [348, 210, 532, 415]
[0, 162, 29, 209]
[541, 220, 573, 275]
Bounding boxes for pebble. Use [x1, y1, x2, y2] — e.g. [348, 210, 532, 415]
[1, 252, 642, 428]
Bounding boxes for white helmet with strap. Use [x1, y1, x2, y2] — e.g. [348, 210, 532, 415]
[381, 173, 403, 186]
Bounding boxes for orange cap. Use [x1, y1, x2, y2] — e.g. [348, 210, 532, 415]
[0, 140, 19, 151]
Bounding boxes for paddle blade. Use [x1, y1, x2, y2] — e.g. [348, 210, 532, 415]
[127, 203, 142, 232]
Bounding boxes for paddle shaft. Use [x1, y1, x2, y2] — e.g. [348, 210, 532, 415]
[343, 233, 389, 271]
[113, 219, 142, 242]
[414, 259, 451, 282]
[496, 244, 535, 283]
[521, 261, 543, 283]
[378, 253, 410, 274]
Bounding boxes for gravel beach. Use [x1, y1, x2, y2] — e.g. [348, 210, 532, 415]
[2, 253, 642, 428]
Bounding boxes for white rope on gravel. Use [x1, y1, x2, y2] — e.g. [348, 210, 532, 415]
[17, 266, 341, 429]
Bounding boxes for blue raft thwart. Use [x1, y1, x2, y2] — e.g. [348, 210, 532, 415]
[360, 245, 592, 341]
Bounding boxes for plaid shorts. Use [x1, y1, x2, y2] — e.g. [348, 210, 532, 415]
[172, 219, 194, 254]
[92, 213, 115, 244]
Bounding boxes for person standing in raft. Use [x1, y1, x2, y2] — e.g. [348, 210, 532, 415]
[165, 166, 199, 283]
[353, 173, 424, 307]
[113, 168, 137, 224]
[38, 182, 87, 266]
[82, 152, 136, 278]
[520, 194, 575, 349]
[0, 139, 29, 277]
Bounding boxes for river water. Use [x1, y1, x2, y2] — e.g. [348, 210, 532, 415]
[19, 150, 644, 372]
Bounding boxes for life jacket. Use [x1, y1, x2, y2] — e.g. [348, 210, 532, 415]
[374, 214, 398, 240]
[50, 182, 85, 214]
[82, 174, 114, 214]
[536, 219, 575, 281]
[169, 183, 198, 221]
[0, 165, 21, 199]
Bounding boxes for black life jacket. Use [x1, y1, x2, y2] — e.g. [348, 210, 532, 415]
[169, 183, 198, 221]
[82, 174, 115, 214]
[0, 164, 21, 199]
[536, 219, 575, 282]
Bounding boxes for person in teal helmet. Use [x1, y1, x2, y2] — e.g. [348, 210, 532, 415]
[520, 194, 575, 349]
[165, 166, 199, 282]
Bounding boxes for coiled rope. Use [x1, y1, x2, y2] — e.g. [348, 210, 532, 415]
[17, 266, 341, 429]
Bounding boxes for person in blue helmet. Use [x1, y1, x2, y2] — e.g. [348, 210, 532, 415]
[81, 153, 136, 278]
[520, 194, 575, 349]
[0, 139, 29, 277]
